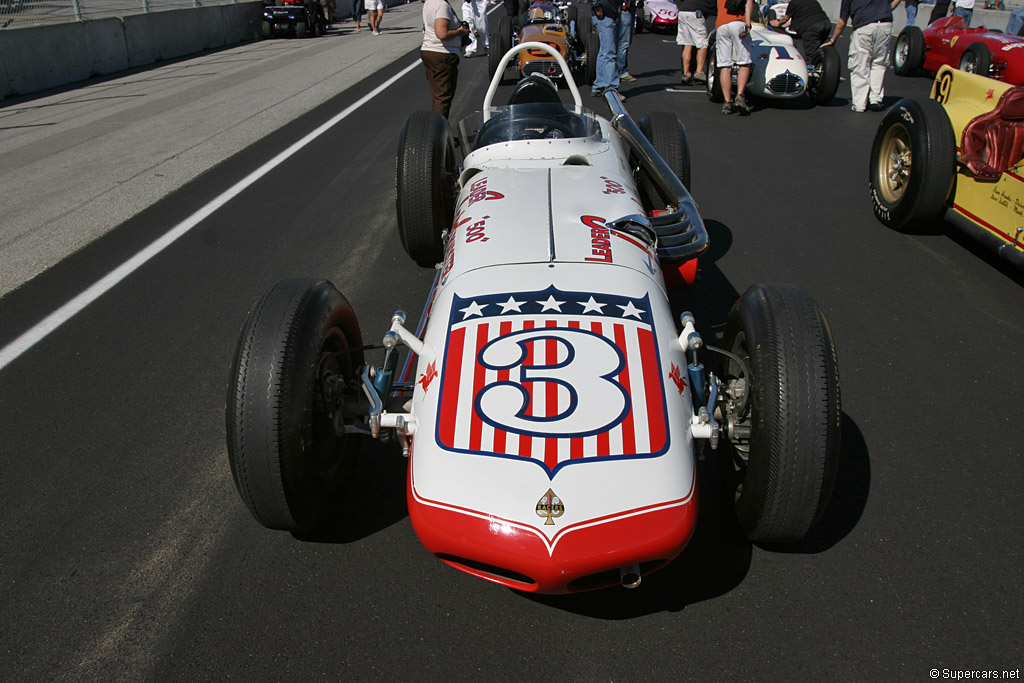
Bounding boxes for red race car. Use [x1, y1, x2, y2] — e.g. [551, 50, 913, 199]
[892, 16, 1024, 84]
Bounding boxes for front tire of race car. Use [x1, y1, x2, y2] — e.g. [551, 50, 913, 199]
[396, 111, 458, 267]
[706, 37, 724, 103]
[636, 112, 691, 211]
[720, 283, 841, 545]
[959, 43, 992, 76]
[869, 98, 956, 232]
[226, 278, 365, 533]
[808, 46, 840, 105]
[892, 26, 924, 76]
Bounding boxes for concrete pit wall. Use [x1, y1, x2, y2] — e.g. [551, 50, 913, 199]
[0, 2, 263, 100]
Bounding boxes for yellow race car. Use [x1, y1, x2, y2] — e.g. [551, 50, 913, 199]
[870, 65, 1024, 270]
[488, 1, 599, 85]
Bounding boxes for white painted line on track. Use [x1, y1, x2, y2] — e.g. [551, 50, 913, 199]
[0, 59, 423, 373]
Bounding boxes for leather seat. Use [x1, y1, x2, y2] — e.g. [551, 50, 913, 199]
[958, 86, 1024, 181]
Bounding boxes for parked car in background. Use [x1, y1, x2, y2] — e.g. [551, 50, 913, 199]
[635, 0, 678, 33]
[261, 0, 327, 38]
[892, 16, 1024, 84]
[870, 65, 1024, 270]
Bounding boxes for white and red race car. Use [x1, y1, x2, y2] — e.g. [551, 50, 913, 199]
[226, 45, 841, 594]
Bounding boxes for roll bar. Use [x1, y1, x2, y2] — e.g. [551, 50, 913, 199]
[483, 42, 583, 110]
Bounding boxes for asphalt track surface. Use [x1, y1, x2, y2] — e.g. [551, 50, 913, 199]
[1, 14, 1022, 683]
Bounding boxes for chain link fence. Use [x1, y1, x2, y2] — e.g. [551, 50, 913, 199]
[1, 0, 246, 30]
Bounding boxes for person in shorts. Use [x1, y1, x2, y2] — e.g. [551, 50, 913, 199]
[677, 0, 714, 84]
[366, 0, 384, 34]
[715, 0, 753, 115]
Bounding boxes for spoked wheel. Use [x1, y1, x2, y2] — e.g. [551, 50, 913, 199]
[226, 278, 365, 532]
[869, 98, 955, 231]
[396, 111, 458, 267]
[892, 26, 924, 76]
[959, 43, 992, 76]
[718, 284, 841, 545]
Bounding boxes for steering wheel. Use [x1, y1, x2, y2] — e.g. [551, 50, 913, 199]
[477, 114, 579, 146]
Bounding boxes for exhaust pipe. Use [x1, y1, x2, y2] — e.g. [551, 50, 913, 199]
[620, 564, 642, 589]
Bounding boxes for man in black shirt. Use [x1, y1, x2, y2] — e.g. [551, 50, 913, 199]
[769, 0, 832, 61]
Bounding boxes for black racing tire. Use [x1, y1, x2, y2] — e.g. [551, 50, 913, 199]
[636, 112, 691, 213]
[261, 19, 272, 38]
[869, 98, 956, 232]
[295, 19, 309, 38]
[585, 31, 599, 85]
[809, 45, 840, 105]
[490, 16, 513, 82]
[706, 36, 724, 103]
[226, 278, 365, 532]
[892, 26, 924, 76]
[959, 43, 992, 76]
[721, 283, 841, 545]
[396, 111, 458, 267]
[566, 3, 577, 26]
[578, 9, 592, 44]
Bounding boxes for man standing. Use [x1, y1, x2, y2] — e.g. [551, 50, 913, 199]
[823, 0, 902, 112]
[715, 0, 753, 115]
[462, 0, 490, 57]
[421, 0, 472, 117]
[677, 0, 715, 84]
[769, 0, 831, 61]
[952, 0, 974, 25]
[590, 0, 633, 96]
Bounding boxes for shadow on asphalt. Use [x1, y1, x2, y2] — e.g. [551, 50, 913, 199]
[291, 438, 410, 544]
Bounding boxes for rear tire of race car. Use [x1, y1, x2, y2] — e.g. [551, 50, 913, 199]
[585, 32, 599, 85]
[892, 26, 924, 76]
[295, 19, 309, 38]
[637, 112, 691, 211]
[721, 283, 841, 545]
[869, 98, 956, 232]
[578, 9, 592, 44]
[809, 46, 840, 105]
[261, 19, 272, 38]
[490, 16, 513, 82]
[959, 43, 992, 76]
[396, 111, 458, 267]
[226, 278, 365, 533]
[706, 38, 724, 103]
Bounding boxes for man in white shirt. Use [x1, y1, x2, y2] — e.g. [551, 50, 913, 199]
[953, 0, 974, 25]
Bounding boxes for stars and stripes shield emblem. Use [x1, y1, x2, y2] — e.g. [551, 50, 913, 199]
[434, 286, 670, 477]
